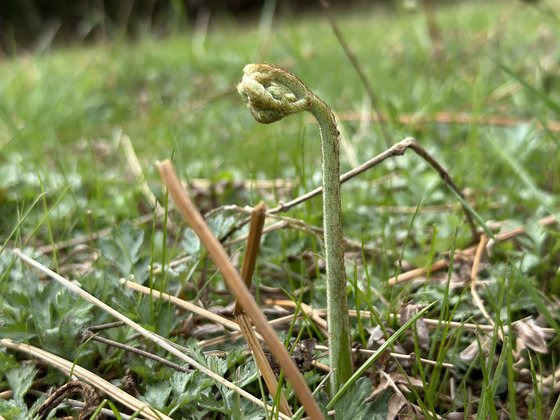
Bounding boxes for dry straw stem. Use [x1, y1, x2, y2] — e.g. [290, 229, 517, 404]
[158, 160, 323, 420]
[388, 213, 557, 285]
[0, 338, 168, 420]
[197, 314, 297, 348]
[125, 280, 243, 333]
[345, 309, 556, 336]
[470, 235, 494, 325]
[233, 202, 292, 417]
[313, 344, 454, 369]
[264, 299, 328, 334]
[235, 315, 293, 417]
[12, 249, 291, 420]
[234, 202, 267, 313]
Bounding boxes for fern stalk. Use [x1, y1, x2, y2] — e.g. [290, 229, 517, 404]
[237, 63, 352, 394]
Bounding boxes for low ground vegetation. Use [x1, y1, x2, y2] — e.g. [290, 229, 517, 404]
[1, 1, 559, 418]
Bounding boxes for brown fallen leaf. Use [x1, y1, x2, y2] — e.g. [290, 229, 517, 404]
[515, 318, 548, 354]
[387, 392, 407, 420]
[460, 334, 490, 362]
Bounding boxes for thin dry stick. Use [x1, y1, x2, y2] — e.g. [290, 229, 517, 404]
[36, 380, 99, 420]
[236, 316, 292, 417]
[318, 0, 391, 147]
[269, 137, 478, 243]
[225, 214, 384, 255]
[0, 338, 168, 420]
[125, 280, 242, 333]
[388, 258, 455, 285]
[470, 235, 493, 325]
[29, 390, 132, 420]
[235, 202, 267, 313]
[12, 249, 291, 420]
[313, 344, 454, 369]
[158, 160, 323, 420]
[198, 314, 298, 348]
[81, 330, 190, 373]
[486, 214, 557, 251]
[264, 299, 328, 334]
[388, 213, 557, 285]
[127, 281, 301, 348]
[338, 309, 556, 335]
[233, 202, 293, 417]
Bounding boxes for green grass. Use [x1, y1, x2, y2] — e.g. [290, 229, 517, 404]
[1, 0, 560, 418]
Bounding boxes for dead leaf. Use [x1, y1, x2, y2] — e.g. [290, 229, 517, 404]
[367, 371, 414, 418]
[367, 325, 386, 349]
[388, 372, 424, 393]
[366, 371, 392, 402]
[415, 318, 430, 351]
[387, 392, 407, 420]
[399, 303, 429, 351]
[515, 319, 548, 354]
[190, 323, 225, 338]
[460, 334, 490, 362]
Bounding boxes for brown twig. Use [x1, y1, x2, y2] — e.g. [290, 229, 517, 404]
[237, 316, 293, 416]
[36, 381, 100, 420]
[469, 235, 493, 324]
[264, 299, 328, 335]
[233, 202, 293, 417]
[158, 160, 323, 420]
[213, 137, 477, 247]
[12, 250, 287, 418]
[1, 337, 168, 420]
[197, 314, 298, 348]
[80, 329, 190, 374]
[235, 203, 267, 313]
[388, 213, 557, 285]
[125, 280, 243, 333]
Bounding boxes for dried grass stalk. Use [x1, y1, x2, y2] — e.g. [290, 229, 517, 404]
[158, 160, 323, 419]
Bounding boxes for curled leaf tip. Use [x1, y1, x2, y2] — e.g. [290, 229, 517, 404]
[237, 63, 312, 124]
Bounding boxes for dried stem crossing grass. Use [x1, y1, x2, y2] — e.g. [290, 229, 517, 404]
[158, 160, 323, 419]
[234, 202, 292, 417]
[11, 249, 292, 420]
[0, 338, 168, 420]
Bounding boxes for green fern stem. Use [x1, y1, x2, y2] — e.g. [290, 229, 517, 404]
[237, 63, 352, 394]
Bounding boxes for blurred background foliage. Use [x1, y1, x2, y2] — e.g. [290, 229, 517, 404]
[0, 0, 389, 53]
